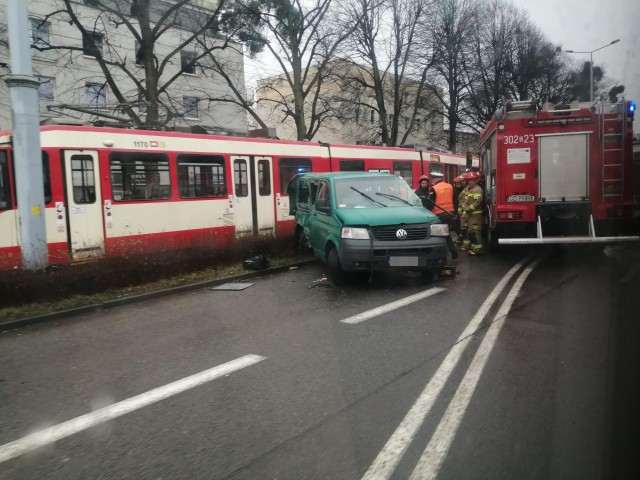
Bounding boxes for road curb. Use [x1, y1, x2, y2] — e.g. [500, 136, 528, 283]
[1, 259, 319, 332]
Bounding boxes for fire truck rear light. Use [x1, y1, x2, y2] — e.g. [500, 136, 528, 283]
[498, 211, 524, 220]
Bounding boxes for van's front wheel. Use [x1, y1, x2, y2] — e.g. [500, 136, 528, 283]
[327, 247, 346, 285]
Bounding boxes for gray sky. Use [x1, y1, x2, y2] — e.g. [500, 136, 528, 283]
[512, 0, 640, 104]
[246, 0, 640, 129]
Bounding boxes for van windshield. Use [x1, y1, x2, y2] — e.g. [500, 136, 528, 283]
[334, 176, 422, 208]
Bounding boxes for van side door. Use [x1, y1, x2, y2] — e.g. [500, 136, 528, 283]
[309, 180, 336, 257]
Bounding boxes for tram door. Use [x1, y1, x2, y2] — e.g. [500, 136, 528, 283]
[62, 151, 105, 260]
[231, 156, 275, 237]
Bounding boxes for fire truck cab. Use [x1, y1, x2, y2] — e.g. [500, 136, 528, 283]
[479, 99, 639, 248]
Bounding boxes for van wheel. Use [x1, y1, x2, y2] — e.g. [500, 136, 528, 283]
[327, 247, 346, 285]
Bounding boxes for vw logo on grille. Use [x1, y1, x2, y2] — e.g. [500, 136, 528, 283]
[396, 228, 408, 240]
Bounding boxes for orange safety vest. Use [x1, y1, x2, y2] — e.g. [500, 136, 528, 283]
[431, 181, 454, 215]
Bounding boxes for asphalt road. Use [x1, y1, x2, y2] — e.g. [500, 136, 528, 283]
[0, 243, 638, 479]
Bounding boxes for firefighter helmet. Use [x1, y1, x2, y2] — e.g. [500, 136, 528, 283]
[453, 175, 464, 184]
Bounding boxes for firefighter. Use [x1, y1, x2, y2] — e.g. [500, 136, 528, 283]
[452, 175, 465, 238]
[429, 172, 455, 226]
[458, 174, 470, 249]
[414, 175, 433, 209]
[463, 171, 484, 255]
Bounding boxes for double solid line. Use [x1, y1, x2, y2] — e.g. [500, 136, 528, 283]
[362, 255, 542, 480]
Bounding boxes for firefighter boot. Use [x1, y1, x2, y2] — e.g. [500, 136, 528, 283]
[469, 244, 483, 256]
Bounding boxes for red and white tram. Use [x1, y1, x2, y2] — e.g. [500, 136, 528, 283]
[0, 125, 476, 270]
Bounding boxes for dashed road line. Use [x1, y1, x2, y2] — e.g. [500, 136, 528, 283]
[340, 287, 447, 325]
[0, 354, 266, 464]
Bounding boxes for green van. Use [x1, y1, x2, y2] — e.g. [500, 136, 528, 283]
[287, 172, 451, 283]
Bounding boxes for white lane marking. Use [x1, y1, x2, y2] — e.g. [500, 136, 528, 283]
[409, 257, 542, 480]
[341, 287, 447, 325]
[0, 354, 266, 464]
[361, 259, 530, 480]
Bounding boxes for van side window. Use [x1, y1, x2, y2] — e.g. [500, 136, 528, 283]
[298, 182, 310, 204]
[316, 181, 330, 211]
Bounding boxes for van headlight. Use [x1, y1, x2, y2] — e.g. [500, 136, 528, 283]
[430, 223, 449, 236]
[342, 227, 370, 239]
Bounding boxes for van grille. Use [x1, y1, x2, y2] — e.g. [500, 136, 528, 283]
[371, 224, 429, 241]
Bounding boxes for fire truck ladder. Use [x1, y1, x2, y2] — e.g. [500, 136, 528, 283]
[600, 101, 625, 198]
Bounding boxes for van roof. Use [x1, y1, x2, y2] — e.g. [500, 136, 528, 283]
[299, 172, 395, 180]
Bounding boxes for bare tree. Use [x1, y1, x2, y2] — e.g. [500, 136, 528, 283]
[335, 0, 440, 146]
[463, 0, 519, 129]
[31, 0, 264, 127]
[425, 0, 479, 153]
[240, 0, 358, 141]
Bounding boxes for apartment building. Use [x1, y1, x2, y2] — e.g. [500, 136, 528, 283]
[0, 0, 248, 133]
[255, 60, 446, 148]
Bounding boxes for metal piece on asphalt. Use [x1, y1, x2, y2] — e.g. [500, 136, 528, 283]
[209, 282, 255, 291]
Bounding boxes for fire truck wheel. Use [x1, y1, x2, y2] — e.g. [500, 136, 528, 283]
[487, 226, 500, 253]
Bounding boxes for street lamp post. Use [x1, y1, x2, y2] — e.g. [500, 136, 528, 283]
[566, 39, 620, 102]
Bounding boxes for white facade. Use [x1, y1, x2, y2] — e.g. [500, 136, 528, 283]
[0, 0, 248, 133]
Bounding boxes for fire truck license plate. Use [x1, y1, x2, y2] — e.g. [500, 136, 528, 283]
[506, 195, 535, 202]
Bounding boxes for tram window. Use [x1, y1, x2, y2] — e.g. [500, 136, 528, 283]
[43, 153, 52, 205]
[234, 159, 248, 197]
[257, 160, 271, 196]
[0, 151, 10, 210]
[70, 154, 96, 204]
[393, 161, 413, 187]
[5, 151, 51, 206]
[177, 154, 226, 198]
[339, 160, 365, 171]
[109, 152, 171, 201]
[429, 162, 443, 179]
[279, 157, 312, 191]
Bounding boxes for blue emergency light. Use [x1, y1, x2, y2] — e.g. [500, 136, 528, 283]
[628, 100, 636, 116]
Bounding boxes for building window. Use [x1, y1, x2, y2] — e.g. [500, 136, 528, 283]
[85, 82, 107, 107]
[138, 91, 147, 113]
[83, 32, 103, 57]
[134, 40, 144, 65]
[38, 77, 55, 101]
[183, 96, 198, 119]
[181, 51, 196, 74]
[30, 18, 50, 49]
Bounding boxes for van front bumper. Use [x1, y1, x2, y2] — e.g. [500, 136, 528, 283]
[337, 238, 449, 272]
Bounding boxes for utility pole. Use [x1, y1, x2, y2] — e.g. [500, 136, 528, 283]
[4, 0, 47, 269]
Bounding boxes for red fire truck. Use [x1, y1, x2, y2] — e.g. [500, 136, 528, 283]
[479, 99, 639, 249]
